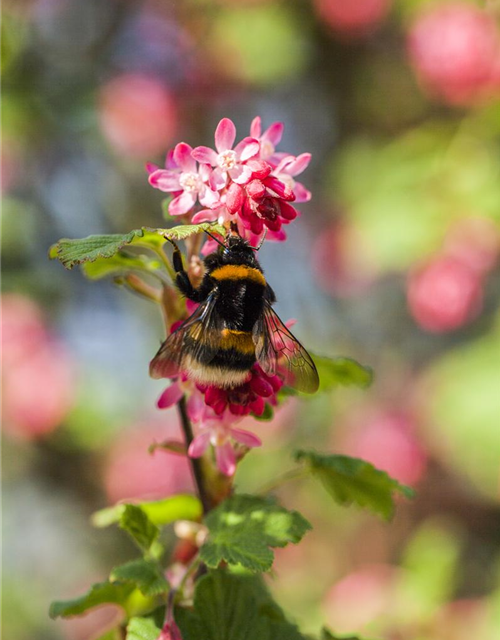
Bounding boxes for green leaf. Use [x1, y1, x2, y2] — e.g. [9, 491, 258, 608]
[200, 495, 311, 572]
[95, 630, 123, 640]
[176, 569, 306, 640]
[49, 223, 225, 269]
[49, 581, 135, 619]
[126, 617, 161, 640]
[81, 253, 161, 280]
[49, 229, 148, 269]
[295, 450, 413, 521]
[119, 505, 160, 553]
[111, 559, 169, 597]
[92, 495, 202, 528]
[312, 355, 373, 391]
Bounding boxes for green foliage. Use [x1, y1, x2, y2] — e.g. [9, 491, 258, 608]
[49, 581, 135, 619]
[49, 223, 225, 269]
[96, 630, 123, 640]
[295, 450, 413, 521]
[126, 617, 161, 640]
[200, 494, 311, 572]
[119, 505, 160, 553]
[92, 495, 202, 528]
[82, 253, 161, 280]
[110, 559, 169, 598]
[321, 629, 372, 640]
[312, 355, 373, 391]
[176, 569, 306, 640]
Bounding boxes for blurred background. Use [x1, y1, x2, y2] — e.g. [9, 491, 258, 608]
[3, 0, 500, 638]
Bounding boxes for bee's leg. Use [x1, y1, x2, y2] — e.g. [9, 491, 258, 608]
[168, 239, 213, 303]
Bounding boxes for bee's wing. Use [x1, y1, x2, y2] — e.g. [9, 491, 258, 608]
[253, 302, 319, 394]
[149, 291, 219, 379]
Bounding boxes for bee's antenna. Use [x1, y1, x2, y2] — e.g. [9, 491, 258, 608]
[251, 229, 268, 251]
[204, 230, 226, 248]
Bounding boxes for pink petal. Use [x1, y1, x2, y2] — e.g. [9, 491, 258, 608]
[226, 183, 245, 214]
[201, 238, 219, 255]
[230, 427, 262, 449]
[267, 228, 287, 242]
[191, 209, 217, 223]
[209, 167, 228, 191]
[250, 116, 261, 138]
[198, 163, 212, 182]
[149, 170, 181, 192]
[157, 383, 183, 409]
[173, 142, 196, 173]
[293, 182, 311, 203]
[264, 176, 294, 201]
[214, 118, 236, 153]
[165, 149, 177, 169]
[199, 185, 220, 208]
[274, 155, 295, 175]
[169, 190, 196, 215]
[262, 121, 284, 146]
[188, 432, 211, 458]
[285, 153, 311, 177]
[186, 393, 204, 422]
[192, 146, 218, 166]
[234, 137, 260, 162]
[216, 441, 236, 476]
[229, 164, 253, 185]
[146, 162, 159, 175]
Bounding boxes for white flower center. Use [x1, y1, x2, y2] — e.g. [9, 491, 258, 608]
[179, 172, 201, 193]
[210, 425, 229, 447]
[217, 149, 237, 171]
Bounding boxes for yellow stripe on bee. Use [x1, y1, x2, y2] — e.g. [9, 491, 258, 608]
[220, 329, 255, 354]
[210, 265, 266, 286]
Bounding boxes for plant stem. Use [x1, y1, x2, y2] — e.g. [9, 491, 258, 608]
[176, 396, 212, 514]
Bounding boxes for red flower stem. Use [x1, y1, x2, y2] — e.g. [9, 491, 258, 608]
[176, 396, 212, 514]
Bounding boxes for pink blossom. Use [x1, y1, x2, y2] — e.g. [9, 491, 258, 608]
[249, 116, 284, 164]
[192, 118, 260, 190]
[149, 142, 220, 215]
[272, 154, 312, 203]
[157, 621, 183, 640]
[188, 410, 262, 476]
[408, 3, 500, 106]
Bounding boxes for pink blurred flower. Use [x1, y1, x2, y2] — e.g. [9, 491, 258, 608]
[443, 216, 499, 276]
[99, 73, 177, 157]
[314, 0, 392, 36]
[157, 620, 183, 640]
[407, 255, 483, 333]
[2, 294, 76, 440]
[104, 422, 192, 503]
[192, 118, 260, 190]
[408, 3, 500, 106]
[148, 142, 220, 215]
[339, 410, 427, 486]
[188, 410, 261, 477]
[323, 565, 397, 633]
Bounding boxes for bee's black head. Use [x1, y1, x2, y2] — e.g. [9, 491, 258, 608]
[221, 234, 257, 266]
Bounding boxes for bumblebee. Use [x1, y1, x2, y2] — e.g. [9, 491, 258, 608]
[150, 229, 319, 393]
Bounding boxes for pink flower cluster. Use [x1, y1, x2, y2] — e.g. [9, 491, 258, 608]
[157, 364, 283, 476]
[147, 117, 311, 243]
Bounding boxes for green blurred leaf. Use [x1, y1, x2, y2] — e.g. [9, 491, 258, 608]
[119, 505, 160, 553]
[95, 630, 123, 640]
[92, 495, 202, 528]
[126, 617, 161, 640]
[254, 403, 274, 421]
[295, 450, 413, 521]
[321, 629, 372, 640]
[111, 559, 169, 598]
[49, 223, 225, 269]
[200, 495, 311, 572]
[81, 253, 161, 280]
[49, 581, 135, 619]
[312, 355, 373, 391]
[176, 569, 306, 640]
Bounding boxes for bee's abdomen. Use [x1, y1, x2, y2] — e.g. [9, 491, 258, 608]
[183, 328, 256, 388]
